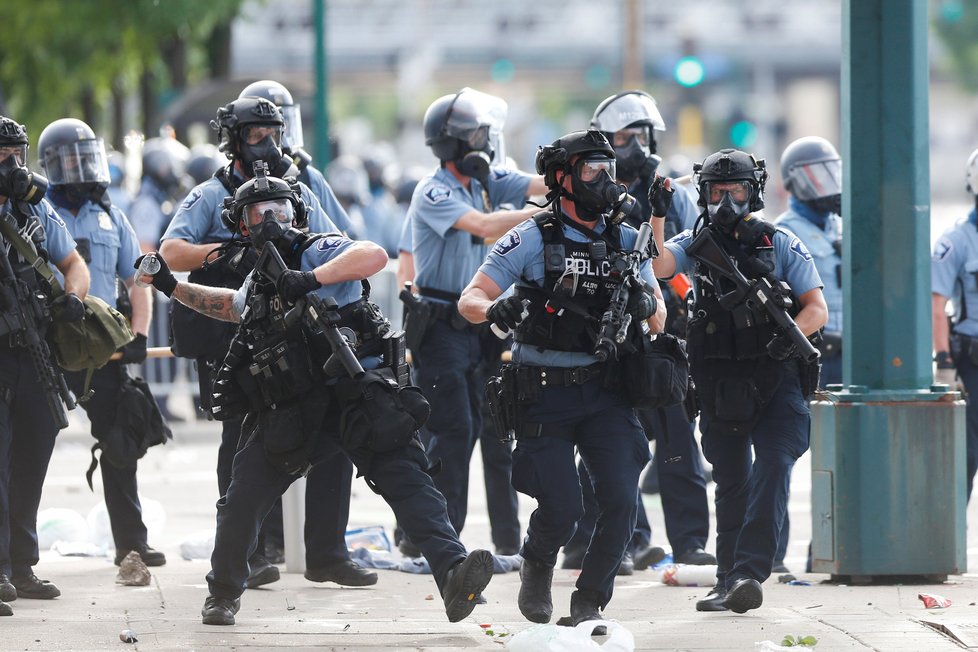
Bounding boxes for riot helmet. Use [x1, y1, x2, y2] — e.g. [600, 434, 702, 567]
[780, 136, 842, 215]
[210, 97, 289, 177]
[186, 144, 226, 185]
[223, 161, 306, 250]
[590, 90, 665, 183]
[423, 88, 506, 181]
[326, 155, 369, 206]
[966, 148, 978, 197]
[535, 130, 624, 222]
[38, 118, 111, 209]
[694, 148, 767, 231]
[238, 80, 304, 152]
[0, 116, 47, 204]
[141, 137, 191, 194]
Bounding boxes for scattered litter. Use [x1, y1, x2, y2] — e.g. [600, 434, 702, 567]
[777, 574, 797, 584]
[659, 564, 717, 587]
[178, 529, 215, 561]
[343, 624, 350, 631]
[506, 621, 634, 651]
[788, 580, 812, 586]
[345, 525, 391, 552]
[119, 630, 138, 644]
[37, 508, 88, 550]
[424, 594, 434, 601]
[285, 597, 295, 611]
[51, 540, 106, 557]
[480, 623, 492, 629]
[918, 592, 952, 609]
[116, 551, 151, 586]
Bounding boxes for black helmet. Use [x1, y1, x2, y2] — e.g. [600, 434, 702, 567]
[141, 137, 191, 192]
[590, 90, 665, 182]
[423, 87, 506, 166]
[535, 130, 616, 190]
[221, 161, 306, 240]
[186, 144, 226, 185]
[693, 148, 767, 229]
[210, 97, 288, 176]
[238, 80, 304, 151]
[0, 116, 28, 149]
[780, 136, 841, 207]
[0, 116, 46, 204]
[38, 118, 111, 187]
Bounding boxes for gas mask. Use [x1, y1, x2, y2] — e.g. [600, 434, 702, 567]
[613, 139, 660, 183]
[457, 149, 493, 184]
[238, 125, 290, 178]
[0, 154, 47, 204]
[568, 157, 622, 222]
[705, 181, 752, 232]
[805, 194, 842, 217]
[245, 199, 297, 251]
[49, 183, 106, 211]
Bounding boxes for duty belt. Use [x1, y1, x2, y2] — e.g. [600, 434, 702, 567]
[536, 362, 606, 387]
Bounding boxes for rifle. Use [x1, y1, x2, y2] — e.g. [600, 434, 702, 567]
[685, 226, 820, 364]
[254, 244, 364, 379]
[0, 214, 75, 428]
[593, 221, 656, 362]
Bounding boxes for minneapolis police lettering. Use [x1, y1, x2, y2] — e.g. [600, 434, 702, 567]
[564, 250, 614, 296]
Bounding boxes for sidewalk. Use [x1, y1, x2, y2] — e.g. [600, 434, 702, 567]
[5, 419, 977, 650]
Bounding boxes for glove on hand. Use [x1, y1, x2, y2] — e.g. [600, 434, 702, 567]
[133, 254, 177, 297]
[647, 174, 675, 218]
[51, 292, 85, 322]
[277, 270, 320, 303]
[934, 353, 960, 389]
[486, 296, 528, 331]
[767, 333, 797, 361]
[627, 290, 656, 322]
[117, 333, 148, 364]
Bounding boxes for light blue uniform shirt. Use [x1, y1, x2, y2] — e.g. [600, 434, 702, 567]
[1, 198, 77, 265]
[50, 200, 141, 308]
[933, 209, 978, 338]
[665, 222, 823, 305]
[162, 176, 338, 246]
[409, 166, 531, 300]
[398, 211, 413, 254]
[479, 214, 656, 368]
[299, 164, 353, 234]
[775, 197, 842, 333]
[129, 177, 171, 247]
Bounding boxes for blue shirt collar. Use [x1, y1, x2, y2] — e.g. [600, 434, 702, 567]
[789, 195, 830, 229]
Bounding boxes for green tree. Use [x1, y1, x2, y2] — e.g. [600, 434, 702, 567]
[934, 0, 978, 92]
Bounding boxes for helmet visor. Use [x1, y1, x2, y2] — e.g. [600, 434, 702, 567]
[444, 88, 507, 140]
[592, 92, 665, 134]
[705, 180, 751, 204]
[785, 159, 842, 201]
[43, 138, 110, 186]
[240, 124, 283, 147]
[280, 104, 304, 150]
[576, 157, 616, 183]
[0, 144, 27, 166]
[244, 198, 295, 228]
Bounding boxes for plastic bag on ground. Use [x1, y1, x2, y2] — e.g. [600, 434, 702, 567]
[37, 508, 89, 550]
[345, 525, 391, 552]
[179, 530, 215, 560]
[506, 621, 635, 652]
[88, 495, 165, 549]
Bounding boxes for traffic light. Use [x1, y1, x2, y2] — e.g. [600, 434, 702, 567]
[729, 120, 758, 149]
[674, 56, 705, 88]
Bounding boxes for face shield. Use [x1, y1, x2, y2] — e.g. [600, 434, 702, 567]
[244, 198, 296, 250]
[592, 92, 665, 134]
[445, 88, 508, 158]
[704, 180, 753, 229]
[43, 138, 110, 186]
[784, 158, 842, 201]
[279, 104, 304, 150]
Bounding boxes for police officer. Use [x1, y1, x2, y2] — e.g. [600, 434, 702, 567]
[932, 147, 978, 502]
[772, 136, 843, 573]
[459, 129, 664, 633]
[649, 149, 827, 613]
[38, 118, 167, 568]
[558, 90, 713, 570]
[238, 80, 354, 236]
[406, 88, 547, 554]
[0, 115, 90, 615]
[159, 97, 374, 589]
[129, 137, 191, 252]
[136, 167, 495, 626]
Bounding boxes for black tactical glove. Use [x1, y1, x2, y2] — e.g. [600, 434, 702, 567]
[277, 270, 320, 303]
[767, 333, 797, 361]
[227, 244, 260, 277]
[51, 292, 85, 322]
[627, 289, 657, 322]
[486, 296, 528, 331]
[117, 333, 148, 364]
[133, 254, 177, 298]
[647, 174, 675, 218]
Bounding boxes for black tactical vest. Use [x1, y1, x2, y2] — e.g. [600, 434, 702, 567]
[514, 210, 624, 353]
[0, 210, 50, 339]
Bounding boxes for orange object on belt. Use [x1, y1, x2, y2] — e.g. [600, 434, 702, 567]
[668, 273, 692, 299]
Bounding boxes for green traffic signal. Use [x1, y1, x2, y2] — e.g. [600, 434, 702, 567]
[674, 56, 705, 87]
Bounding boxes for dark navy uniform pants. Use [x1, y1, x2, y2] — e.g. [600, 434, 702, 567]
[513, 378, 649, 608]
[217, 413, 353, 569]
[0, 348, 61, 579]
[700, 369, 810, 590]
[956, 354, 978, 502]
[207, 408, 466, 601]
[66, 363, 148, 552]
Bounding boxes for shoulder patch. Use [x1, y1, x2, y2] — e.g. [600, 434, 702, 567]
[669, 230, 693, 247]
[45, 207, 67, 229]
[491, 231, 522, 257]
[789, 236, 813, 261]
[180, 188, 203, 210]
[491, 168, 512, 180]
[933, 238, 953, 262]
[423, 183, 451, 204]
[317, 235, 346, 251]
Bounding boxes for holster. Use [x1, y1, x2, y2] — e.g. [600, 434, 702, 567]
[952, 333, 978, 365]
[402, 299, 432, 352]
[485, 364, 543, 442]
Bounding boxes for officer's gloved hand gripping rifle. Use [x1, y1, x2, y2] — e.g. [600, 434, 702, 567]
[685, 221, 820, 364]
[254, 242, 365, 380]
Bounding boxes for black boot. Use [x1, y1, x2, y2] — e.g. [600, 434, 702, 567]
[0, 600, 10, 617]
[11, 572, 60, 599]
[0, 574, 16, 602]
[556, 589, 607, 636]
[441, 550, 494, 623]
[695, 583, 728, 612]
[723, 577, 763, 614]
[201, 595, 240, 625]
[518, 557, 554, 623]
[305, 560, 378, 586]
[245, 554, 280, 589]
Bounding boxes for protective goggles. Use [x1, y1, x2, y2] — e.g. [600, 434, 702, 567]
[784, 159, 842, 201]
[240, 124, 283, 147]
[576, 157, 616, 183]
[705, 180, 751, 204]
[611, 126, 651, 148]
[0, 144, 27, 166]
[243, 198, 295, 228]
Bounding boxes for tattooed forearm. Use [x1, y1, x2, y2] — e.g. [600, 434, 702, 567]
[172, 283, 241, 323]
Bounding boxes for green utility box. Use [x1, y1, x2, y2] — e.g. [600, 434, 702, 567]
[810, 387, 966, 582]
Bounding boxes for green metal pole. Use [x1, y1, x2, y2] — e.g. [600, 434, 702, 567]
[842, 0, 930, 390]
[314, 0, 330, 166]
